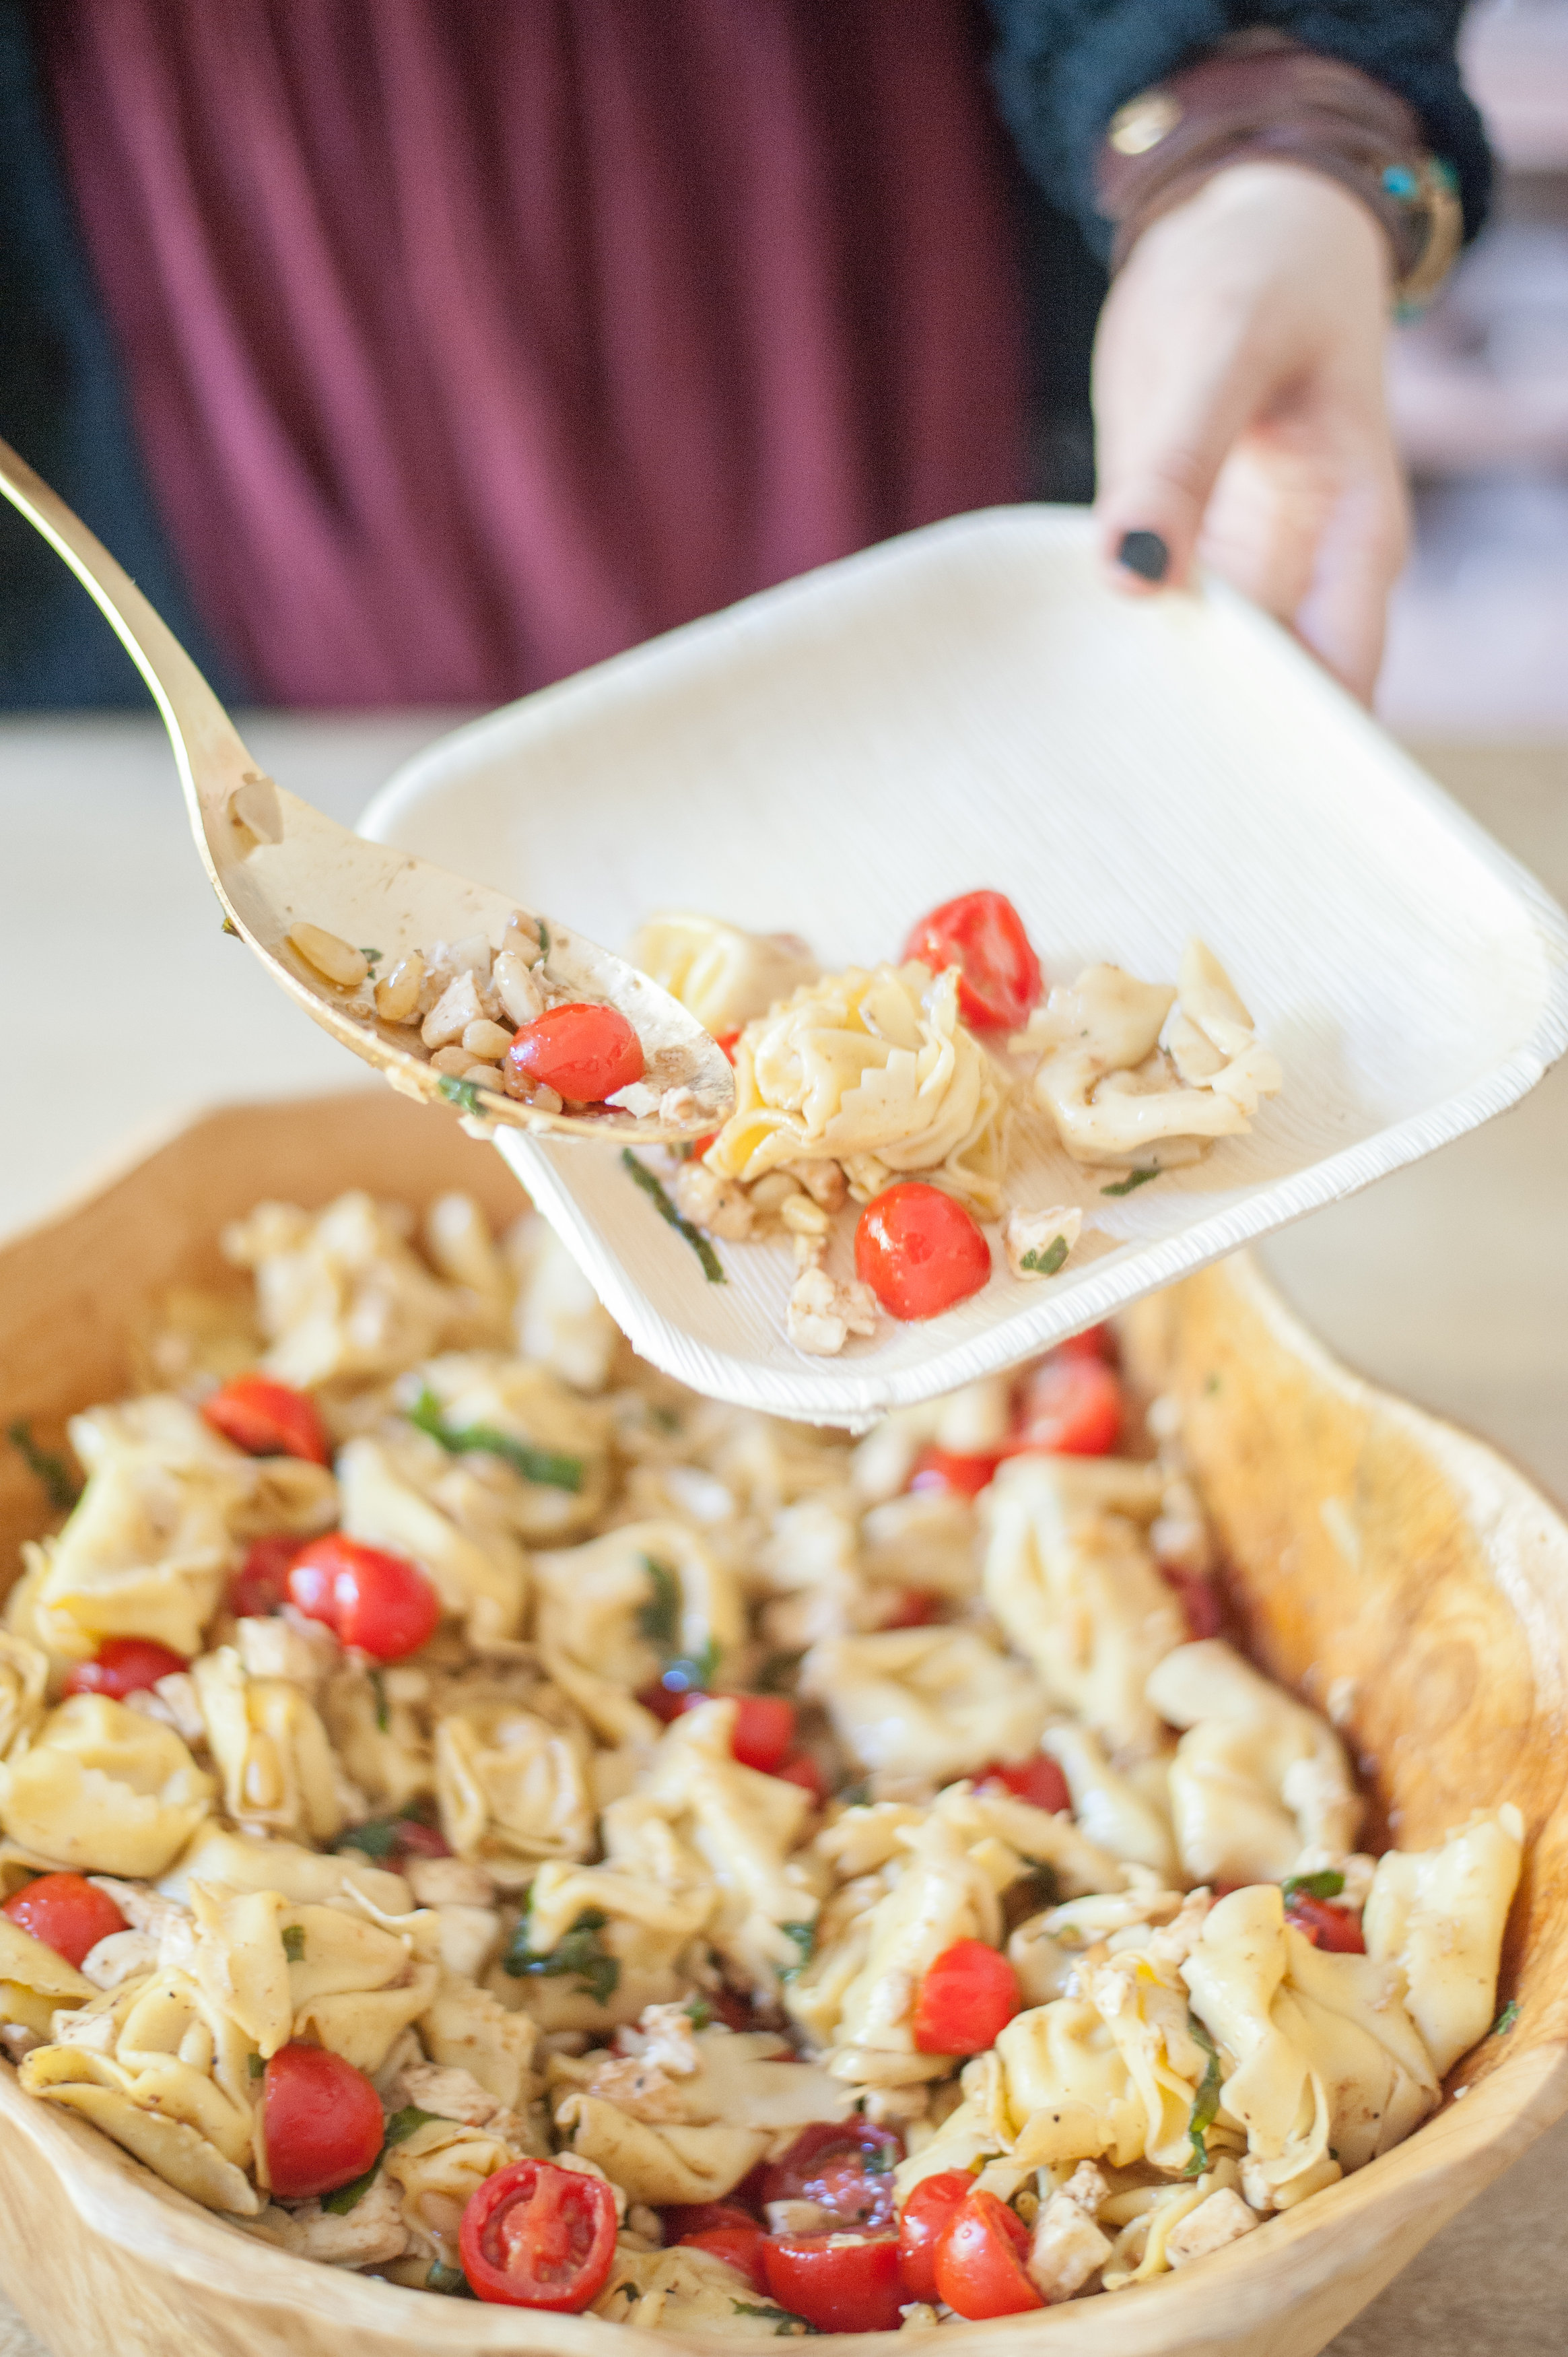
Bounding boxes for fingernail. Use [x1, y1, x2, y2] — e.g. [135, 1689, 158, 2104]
[1117, 529, 1169, 583]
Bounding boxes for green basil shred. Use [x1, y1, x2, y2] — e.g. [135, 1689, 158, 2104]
[6, 1420, 79, 1513]
[731, 2301, 820, 2335]
[436, 1075, 485, 1117]
[321, 2162, 380, 2214]
[1182, 2015, 1223, 2178]
[1492, 1999, 1520, 2037]
[407, 1383, 584, 1491]
[1101, 1165, 1161, 1197]
[1281, 1869, 1345, 1904]
[779, 1922, 815, 1982]
[621, 1149, 726, 1282]
[503, 1904, 620, 2006]
[1019, 1234, 1070, 1276]
[281, 1924, 306, 1962]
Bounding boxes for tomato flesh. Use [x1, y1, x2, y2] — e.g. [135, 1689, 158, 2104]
[287, 1535, 440, 1661]
[773, 1751, 829, 1805]
[902, 891, 1044, 1032]
[908, 1446, 998, 1499]
[761, 2121, 903, 2232]
[3, 1873, 128, 1968]
[897, 2170, 976, 2304]
[855, 1184, 991, 1322]
[877, 1587, 939, 1630]
[1007, 1354, 1122, 1457]
[763, 2233, 904, 2335]
[679, 2225, 770, 2292]
[262, 2043, 384, 2200]
[662, 2200, 763, 2239]
[460, 2157, 619, 2311]
[1287, 1893, 1367, 1953]
[912, 1939, 1022, 2055]
[726, 1694, 797, 1776]
[1162, 1564, 1225, 1640]
[934, 2189, 1043, 2319]
[980, 1755, 1071, 1816]
[63, 1636, 189, 1702]
[230, 1535, 300, 1618]
[202, 1375, 329, 1465]
[504, 1003, 644, 1105]
[1056, 1323, 1113, 1362]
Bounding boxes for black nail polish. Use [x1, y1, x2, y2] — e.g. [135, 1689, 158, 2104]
[1117, 529, 1169, 583]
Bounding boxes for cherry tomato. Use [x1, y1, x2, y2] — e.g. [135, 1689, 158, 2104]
[504, 1003, 644, 1104]
[908, 1446, 999, 1498]
[878, 1587, 939, 1630]
[459, 2156, 619, 2311]
[714, 1030, 742, 1062]
[902, 890, 1044, 1032]
[679, 2225, 770, 2293]
[287, 1535, 440, 1661]
[230, 1535, 300, 1618]
[687, 1133, 718, 1161]
[390, 1817, 453, 1859]
[3, 1873, 128, 1968]
[1006, 1354, 1122, 1457]
[1162, 1564, 1225, 1640]
[897, 2170, 976, 2304]
[912, 1939, 1022, 2055]
[636, 1682, 692, 1725]
[62, 1636, 189, 1702]
[1054, 1323, 1113, 1362]
[726, 1694, 796, 1776]
[763, 2233, 904, 2335]
[201, 1375, 329, 1465]
[980, 1755, 1071, 1816]
[662, 2200, 765, 2239]
[934, 2189, 1043, 2319]
[774, 1751, 829, 1805]
[261, 2043, 384, 2200]
[1286, 1892, 1367, 1953]
[855, 1183, 991, 1322]
[761, 2121, 904, 2231]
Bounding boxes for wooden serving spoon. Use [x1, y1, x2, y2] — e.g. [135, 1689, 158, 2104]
[0, 436, 732, 1143]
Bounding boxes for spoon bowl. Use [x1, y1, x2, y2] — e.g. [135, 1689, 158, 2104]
[0, 437, 732, 1144]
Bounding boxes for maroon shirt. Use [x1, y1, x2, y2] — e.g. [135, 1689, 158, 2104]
[44, 0, 1027, 705]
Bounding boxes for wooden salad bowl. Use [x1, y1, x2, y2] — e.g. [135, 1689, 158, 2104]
[1, 1090, 1565, 2357]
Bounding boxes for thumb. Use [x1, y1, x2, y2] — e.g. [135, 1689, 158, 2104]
[1094, 339, 1270, 595]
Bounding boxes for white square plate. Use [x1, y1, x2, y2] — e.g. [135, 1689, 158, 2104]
[360, 506, 1568, 1425]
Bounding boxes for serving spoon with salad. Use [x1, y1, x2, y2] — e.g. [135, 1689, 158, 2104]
[0, 436, 732, 1144]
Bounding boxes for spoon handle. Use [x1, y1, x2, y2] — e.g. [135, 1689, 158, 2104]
[0, 434, 260, 888]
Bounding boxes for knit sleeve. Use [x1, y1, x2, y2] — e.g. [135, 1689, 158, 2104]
[984, 0, 1492, 261]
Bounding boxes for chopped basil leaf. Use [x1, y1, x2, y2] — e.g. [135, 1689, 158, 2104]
[322, 2162, 380, 2214]
[406, 1384, 584, 1491]
[6, 1420, 79, 1514]
[436, 1075, 484, 1117]
[427, 2261, 475, 2297]
[1019, 1234, 1069, 1276]
[838, 1780, 871, 1810]
[862, 2143, 894, 2174]
[779, 1921, 815, 1982]
[685, 1995, 714, 2030]
[636, 1557, 681, 1649]
[502, 1904, 619, 2006]
[537, 920, 550, 958]
[731, 2300, 820, 2335]
[220, 915, 240, 937]
[370, 1667, 390, 1732]
[331, 1816, 400, 1860]
[1101, 1165, 1161, 1197]
[1181, 2015, 1222, 2177]
[383, 2104, 442, 2146]
[357, 946, 383, 968]
[1281, 1869, 1346, 1904]
[248, 2052, 265, 2080]
[621, 1148, 726, 1283]
[1492, 1999, 1520, 2036]
[660, 1640, 720, 1696]
[648, 1404, 683, 1434]
[755, 1649, 805, 1695]
[281, 1924, 306, 1962]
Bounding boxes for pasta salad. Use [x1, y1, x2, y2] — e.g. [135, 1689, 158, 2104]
[0, 1187, 1518, 2333]
[627, 896, 1283, 1355]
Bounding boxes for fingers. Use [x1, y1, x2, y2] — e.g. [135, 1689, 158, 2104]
[1094, 337, 1270, 597]
[1292, 462, 1410, 705]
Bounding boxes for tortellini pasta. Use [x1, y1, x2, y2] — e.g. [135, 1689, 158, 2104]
[629, 911, 819, 1036]
[707, 962, 1009, 1216]
[193, 1648, 347, 1846]
[800, 1624, 1048, 1784]
[533, 1522, 743, 1750]
[435, 1693, 595, 1880]
[222, 1192, 479, 1389]
[335, 1429, 529, 1644]
[1363, 1807, 1524, 2075]
[0, 1696, 213, 1877]
[400, 1352, 613, 1539]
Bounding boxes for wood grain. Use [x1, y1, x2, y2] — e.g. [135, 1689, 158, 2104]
[1, 1091, 1565, 2357]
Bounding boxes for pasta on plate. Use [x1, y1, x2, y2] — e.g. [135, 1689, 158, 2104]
[0, 1186, 1518, 2333]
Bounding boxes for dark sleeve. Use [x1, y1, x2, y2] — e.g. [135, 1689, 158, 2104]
[983, 1, 1493, 264]
[0, 0, 238, 706]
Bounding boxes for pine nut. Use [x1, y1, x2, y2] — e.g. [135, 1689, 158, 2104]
[750, 1171, 803, 1215]
[288, 923, 368, 987]
[503, 910, 544, 964]
[463, 1018, 515, 1062]
[429, 1045, 472, 1075]
[374, 950, 425, 1023]
[463, 1062, 503, 1088]
[781, 1192, 830, 1236]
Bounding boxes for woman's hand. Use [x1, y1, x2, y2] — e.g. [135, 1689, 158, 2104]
[1092, 161, 1409, 704]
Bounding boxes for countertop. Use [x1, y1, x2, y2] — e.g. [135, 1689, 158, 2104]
[0, 716, 1564, 2355]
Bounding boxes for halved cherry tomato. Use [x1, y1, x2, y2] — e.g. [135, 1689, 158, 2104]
[912, 1939, 1022, 2055]
[878, 1587, 939, 1630]
[897, 2170, 976, 2304]
[763, 2233, 904, 2335]
[934, 2189, 1043, 2319]
[902, 890, 1044, 1032]
[1161, 1564, 1225, 1640]
[460, 2156, 619, 2311]
[980, 1755, 1071, 1816]
[908, 1446, 999, 1499]
[1055, 1323, 1113, 1362]
[201, 1375, 329, 1465]
[636, 1682, 691, 1725]
[1006, 1353, 1122, 1457]
[261, 2043, 384, 2200]
[714, 1030, 742, 1062]
[726, 1694, 796, 1776]
[761, 2121, 903, 2231]
[63, 1636, 189, 1702]
[662, 2200, 765, 2239]
[1286, 1892, 1367, 1953]
[3, 1873, 127, 1968]
[504, 1003, 644, 1104]
[230, 1535, 300, 1618]
[679, 2225, 770, 2293]
[855, 1183, 991, 1322]
[287, 1535, 440, 1661]
[774, 1751, 829, 1805]
[687, 1133, 718, 1161]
